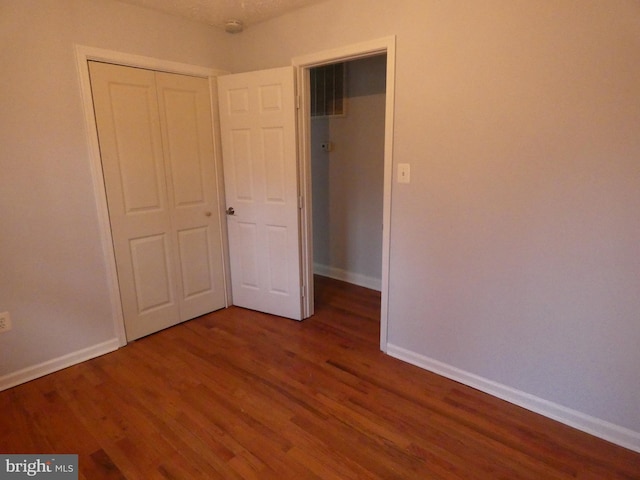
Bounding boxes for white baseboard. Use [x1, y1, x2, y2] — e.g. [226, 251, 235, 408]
[314, 263, 381, 291]
[0, 338, 120, 392]
[386, 343, 640, 454]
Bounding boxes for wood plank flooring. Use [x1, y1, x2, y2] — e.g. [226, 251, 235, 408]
[1, 276, 639, 479]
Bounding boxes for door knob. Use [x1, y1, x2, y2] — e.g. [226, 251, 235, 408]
[205, 211, 212, 217]
[226, 207, 235, 216]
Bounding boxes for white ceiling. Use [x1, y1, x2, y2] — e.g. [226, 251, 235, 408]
[116, 0, 328, 31]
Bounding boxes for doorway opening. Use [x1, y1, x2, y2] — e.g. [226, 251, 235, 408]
[294, 36, 396, 351]
[310, 55, 386, 321]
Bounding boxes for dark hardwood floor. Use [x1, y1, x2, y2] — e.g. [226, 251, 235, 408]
[1, 276, 639, 479]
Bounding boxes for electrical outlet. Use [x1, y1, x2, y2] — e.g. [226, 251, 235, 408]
[0, 312, 11, 333]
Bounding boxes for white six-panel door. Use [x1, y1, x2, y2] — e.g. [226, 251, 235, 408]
[89, 61, 225, 340]
[217, 67, 303, 320]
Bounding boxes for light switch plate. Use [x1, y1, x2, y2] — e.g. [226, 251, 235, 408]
[398, 163, 410, 183]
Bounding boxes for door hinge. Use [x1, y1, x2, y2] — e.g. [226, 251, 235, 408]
[296, 95, 301, 110]
[298, 196, 304, 209]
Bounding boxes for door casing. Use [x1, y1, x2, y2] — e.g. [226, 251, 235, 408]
[293, 36, 396, 352]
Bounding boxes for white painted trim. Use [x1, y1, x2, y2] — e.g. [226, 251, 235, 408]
[295, 66, 315, 318]
[0, 339, 120, 392]
[75, 46, 127, 346]
[314, 263, 381, 291]
[293, 36, 396, 353]
[380, 37, 396, 354]
[387, 343, 640, 454]
[75, 45, 226, 77]
[74, 45, 228, 345]
[292, 36, 396, 67]
[207, 74, 234, 307]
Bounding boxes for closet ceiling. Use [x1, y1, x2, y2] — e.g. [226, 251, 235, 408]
[117, 0, 328, 30]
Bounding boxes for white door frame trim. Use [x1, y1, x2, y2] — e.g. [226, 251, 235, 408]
[292, 36, 396, 352]
[74, 45, 229, 346]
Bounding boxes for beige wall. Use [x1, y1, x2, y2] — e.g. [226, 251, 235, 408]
[233, 0, 640, 437]
[0, 0, 232, 375]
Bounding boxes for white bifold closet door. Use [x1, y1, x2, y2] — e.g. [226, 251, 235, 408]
[89, 61, 225, 341]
